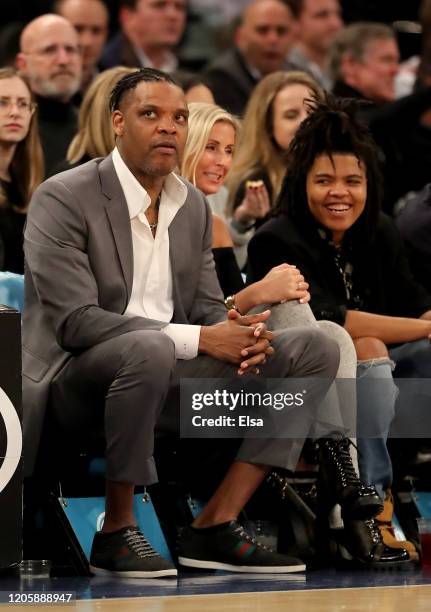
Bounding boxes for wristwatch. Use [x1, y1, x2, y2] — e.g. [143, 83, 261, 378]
[224, 294, 240, 313]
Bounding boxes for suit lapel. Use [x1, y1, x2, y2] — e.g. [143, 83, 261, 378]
[99, 155, 134, 300]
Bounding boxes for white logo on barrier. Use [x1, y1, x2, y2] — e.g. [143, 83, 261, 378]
[0, 386, 22, 494]
[96, 512, 105, 532]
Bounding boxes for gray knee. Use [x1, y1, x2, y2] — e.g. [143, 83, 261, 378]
[120, 330, 176, 375]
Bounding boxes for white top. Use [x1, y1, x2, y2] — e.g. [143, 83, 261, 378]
[112, 147, 201, 359]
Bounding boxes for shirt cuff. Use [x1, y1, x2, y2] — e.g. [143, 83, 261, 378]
[162, 323, 201, 359]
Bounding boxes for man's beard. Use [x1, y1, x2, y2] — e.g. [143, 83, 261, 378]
[31, 73, 81, 101]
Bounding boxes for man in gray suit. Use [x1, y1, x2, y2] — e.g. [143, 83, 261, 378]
[23, 69, 340, 578]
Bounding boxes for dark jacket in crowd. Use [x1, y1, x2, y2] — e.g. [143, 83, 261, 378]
[333, 80, 431, 214]
[396, 183, 431, 295]
[0, 179, 26, 274]
[247, 211, 431, 325]
[99, 31, 141, 70]
[202, 48, 261, 117]
[36, 95, 78, 178]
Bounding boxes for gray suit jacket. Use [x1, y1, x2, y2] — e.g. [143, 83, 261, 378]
[23, 154, 226, 475]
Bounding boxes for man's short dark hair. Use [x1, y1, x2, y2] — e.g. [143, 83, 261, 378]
[328, 22, 395, 82]
[282, 0, 304, 19]
[109, 68, 181, 111]
[118, 0, 139, 8]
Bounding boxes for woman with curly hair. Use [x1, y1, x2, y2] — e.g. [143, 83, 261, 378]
[248, 96, 428, 561]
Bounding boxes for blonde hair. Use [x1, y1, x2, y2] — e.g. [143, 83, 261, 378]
[0, 67, 44, 210]
[226, 71, 323, 213]
[67, 66, 136, 163]
[181, 102, 241, 187]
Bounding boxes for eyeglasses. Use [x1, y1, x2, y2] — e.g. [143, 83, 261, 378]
[0, 97, 35, 113]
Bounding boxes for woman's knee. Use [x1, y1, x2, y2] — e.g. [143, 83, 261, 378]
[354, 337, 388, 361]
[312, 329, 340, 376]
[289, 327, 340, 378]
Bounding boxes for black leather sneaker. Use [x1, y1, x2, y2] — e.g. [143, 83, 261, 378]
[178, 520, 306, 573]
[89, 525, 177, 578]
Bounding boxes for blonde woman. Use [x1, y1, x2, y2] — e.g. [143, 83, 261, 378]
[181, 101, 309, 311]
[67, 66, 137, 166]
[225, 71, 323, 268]
[0, 68, 44, 273]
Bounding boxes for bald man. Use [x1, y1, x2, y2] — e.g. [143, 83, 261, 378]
[16, 14, 81, 175]
[203, 0, 297, 115]
[54, 0, 109, 92]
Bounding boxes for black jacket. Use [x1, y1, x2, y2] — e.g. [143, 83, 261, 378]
[100, 31, 142, 70]
[36, 96, 78, 178]
[333, 80, 431, 214]
[247, 211, 431, 325]
[396, 183, 431, 294]
[202, 48, 259, 117]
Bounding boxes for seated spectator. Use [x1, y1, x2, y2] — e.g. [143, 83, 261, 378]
[0, 68, 44, 274]
[396, 184, 431, 295]
[100, 0, 187, 72]
[202, 0, 297, 116]
[66, 66, 137, 167]
[225, 70, 322, 268]
[181, 101, 311, 306]
[54, 0, 109, 96]
[16, 14, 82, 176]
[23, 69, 395, 578]
[286, 0, 343, 89]
[248, 96, 431, 560]
[329, 22, 431, 213]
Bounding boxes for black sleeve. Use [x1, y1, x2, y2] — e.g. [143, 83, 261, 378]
[379, 216, 431, 318]
[247, 230, 347, 325]
[202, 71, 245, 117]
[366, 87, 431, 132]
[212, 247, 245, 298]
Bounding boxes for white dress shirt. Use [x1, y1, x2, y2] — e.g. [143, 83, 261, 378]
[112, 147, 201, 359]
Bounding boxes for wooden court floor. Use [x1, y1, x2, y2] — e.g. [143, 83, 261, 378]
[2, 585, 431, 612]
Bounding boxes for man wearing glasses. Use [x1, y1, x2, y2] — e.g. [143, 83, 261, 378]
[16, 14, 83, 176]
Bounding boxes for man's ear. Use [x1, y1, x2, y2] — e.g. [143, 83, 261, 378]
[340, 53, 358, 83]
[15, 52, 27, 73]
[112, 110, 124, 136]
[234, 25, 244, 50]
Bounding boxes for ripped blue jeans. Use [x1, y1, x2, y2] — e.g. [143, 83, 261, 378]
[357, 338, 431, 498]
[356, 358, 398, 498]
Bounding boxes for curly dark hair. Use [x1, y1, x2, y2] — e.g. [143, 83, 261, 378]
[277, 94, 383, 240]
[109, 67, 181, 112]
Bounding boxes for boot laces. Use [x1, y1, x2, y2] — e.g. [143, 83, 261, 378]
[326, 438, 365, 489]
[364, 519, 383, 545]
[124, 528, 158, 558]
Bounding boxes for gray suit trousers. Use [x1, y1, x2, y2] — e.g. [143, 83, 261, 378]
[49, 326, 339, 485]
